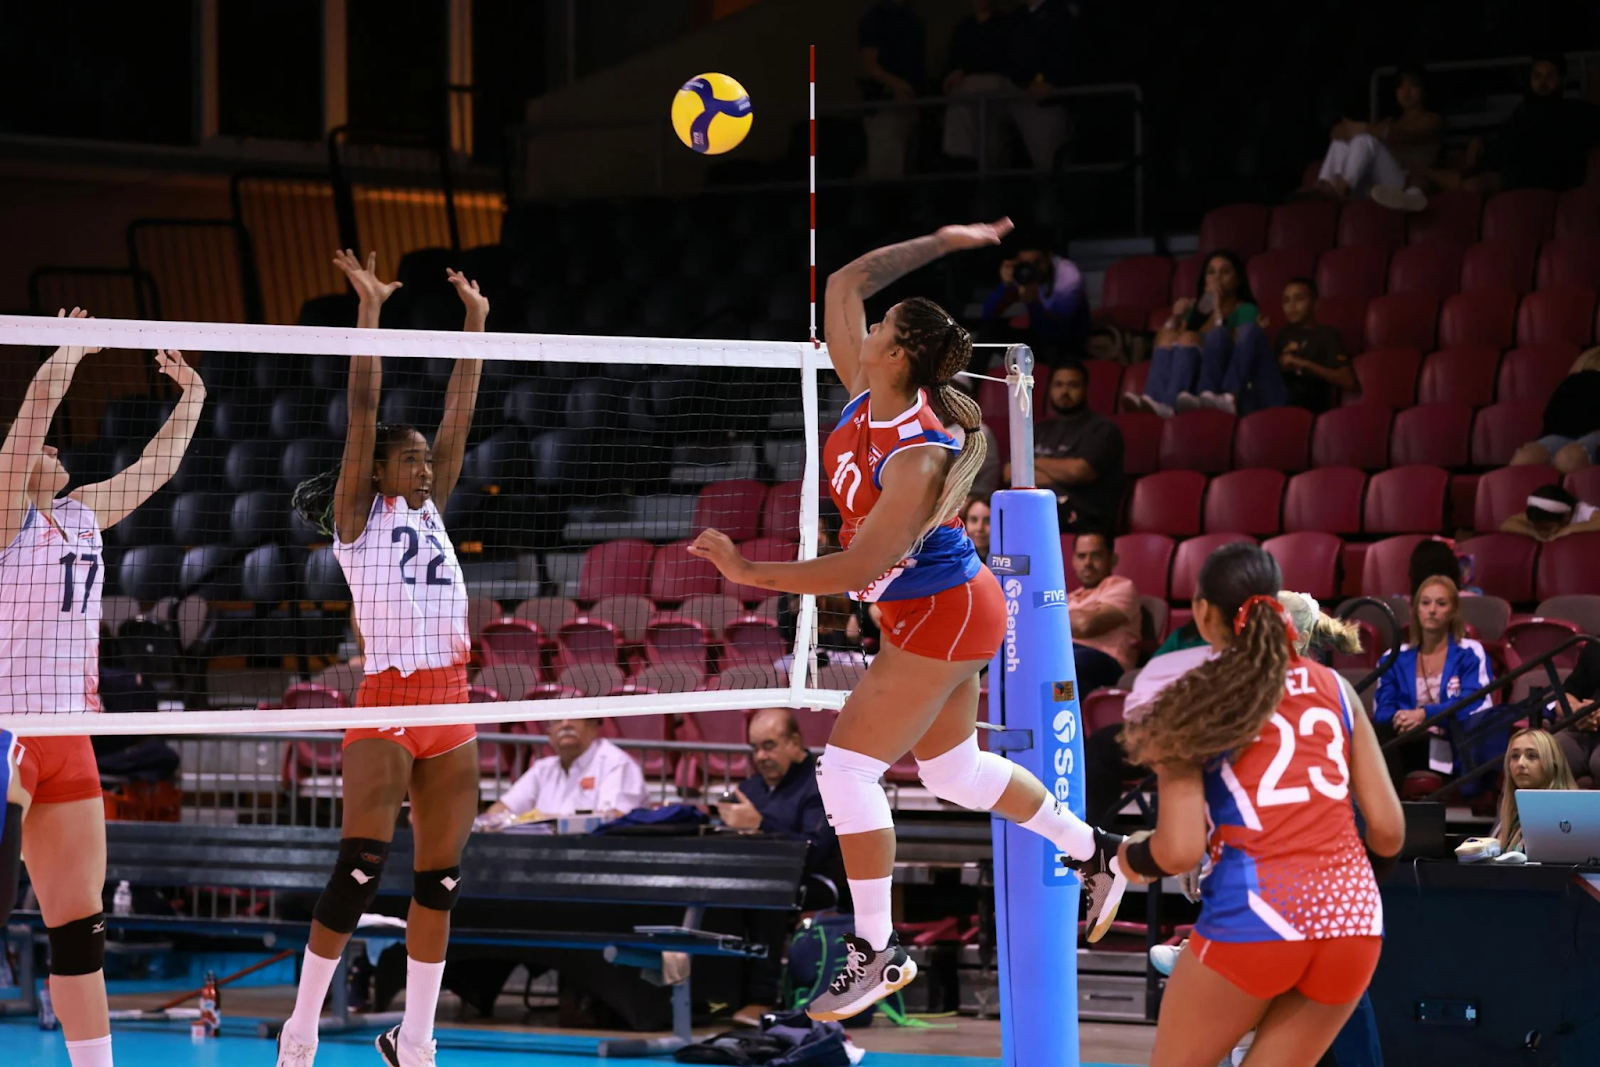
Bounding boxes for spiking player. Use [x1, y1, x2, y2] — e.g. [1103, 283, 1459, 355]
[691, 220, 1126, 1021]
[283, 251, 485, 1067]
[0, 308, 206, 1067]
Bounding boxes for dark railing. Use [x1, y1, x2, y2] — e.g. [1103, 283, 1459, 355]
[27, 266, 161, 321]
[125, 218, 263, 325]
[229, 170, 343, 327]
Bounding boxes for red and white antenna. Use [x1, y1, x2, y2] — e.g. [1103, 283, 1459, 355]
[809, 44, 819, 348]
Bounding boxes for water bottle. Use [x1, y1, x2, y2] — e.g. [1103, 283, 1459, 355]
[113, 880, 133, 918]
[198, 970, 220, 1038]
[38, 977, 57, 1030]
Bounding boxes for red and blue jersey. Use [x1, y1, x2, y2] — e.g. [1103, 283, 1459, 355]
[823, 389, 981, 602]
[1196, 658, 1383, 944]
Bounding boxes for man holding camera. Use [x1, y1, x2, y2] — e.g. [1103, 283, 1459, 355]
[980, 228, 1089, 353]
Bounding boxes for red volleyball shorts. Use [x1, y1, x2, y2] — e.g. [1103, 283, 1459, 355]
[343, 665, 475, 760]
[1189, 933, 1382, 1005]
[875, 569, 1007, 662]
[16, 735, 102, 805]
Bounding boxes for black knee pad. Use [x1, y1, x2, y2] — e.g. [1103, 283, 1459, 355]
[313, 837, 389, 934]
[0, 803, 20, 921]
[48, 913, 106, 976]
[413, 867, 461, 912]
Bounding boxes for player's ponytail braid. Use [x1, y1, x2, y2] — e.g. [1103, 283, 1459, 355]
[291, 422, 418, 538]
[896, 297, 987, 542]
[1122, 543, 1292, 767]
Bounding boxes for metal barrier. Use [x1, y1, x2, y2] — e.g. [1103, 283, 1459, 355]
[125, 218, 263, 325]
[330, 126, 505, 256]
[230, 171, 344, 326]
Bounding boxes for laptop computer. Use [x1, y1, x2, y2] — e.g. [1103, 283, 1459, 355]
[1514, 790, 1600, 865]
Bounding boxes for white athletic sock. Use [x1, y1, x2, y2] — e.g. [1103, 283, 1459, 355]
[1019, 797, 1096, 861]
[848, 876, 894, 952]
[283, 948, 340, 1044]
[65, 1035, 113, 1067]
[400, 957, 446, 1048]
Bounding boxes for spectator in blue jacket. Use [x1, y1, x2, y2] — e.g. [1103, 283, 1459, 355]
[1372, 576, 1494, 787]
[980, 227, 1089, 353]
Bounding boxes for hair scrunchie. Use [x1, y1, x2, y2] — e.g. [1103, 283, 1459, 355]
[1234, 594, 1299, 651]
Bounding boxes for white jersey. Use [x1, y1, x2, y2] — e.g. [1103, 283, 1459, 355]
[0, 497, 105, 713]
[334, 494, 469, 676]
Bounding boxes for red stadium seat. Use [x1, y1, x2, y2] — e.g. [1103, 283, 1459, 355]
[1284, 467, 1366, 535]
[695, 479, 767, 542]
[1388, 242, 1465, 300]
[1365, 292, 1439, 351]
[1516, 285, 1597, 347]
[1407, 190, 1483, 246]
[1310, 295, 1368, 355]
[1172, 533, 1257, 600]
[1536, 238, 1600, 291]
[1248, 249, 1318, 310]
[1460, 239, 1537, 294]
[762, 480, 802, 540]
[1349, 348, 1421, 408]
[602, 713, 673, 779]
[1113, 532, 1176, 598]
[1536, 533, 1600, 599]
[1536, 594, 1600, 636]
[1085, 358, 1124, 415]
[1471, 401, 1547, 467]
[1170, 254, 1204, 304]
[724, 537, 797, 604]
[722, 616, 787, 665]
[1440, 288, 1519, 349]
[644, 616, 709, 676]
[674, 709, 752, 783]
[1312, 406, 1392, 470]
[1204, 468, 1285, 535]
[1118, 361, 1151, 411]
[1360, 535, 1431, 597]
[1264, 531, 1342, 600]
[1082, 690, 1129, 734]
[511, 595, 576, 638]
[557, 618, 621, 668]
[588, 594, 653, 644]
[1390, 404, 1471, 468]
[1336, 199, 1406, 250]
[1100, 256, 1174, 326]
[1201, 203, 1270, 258]
[1111, 412, 1163, 476]
[1127, 471, 1205, 536]
[480, 620, 543, 665]
[1268, 200, 1339, 253]
[1569, 466, 1600, 507]
[1364, 465, 1450, 534]
[1062, 534, 1079, 592]
[579, 539, 655, 601]
[1497, 343, 1580, 403]
[1481, 188, 1557, 245]
[1462, 533, 1538, 604]
[1158, 410, 1236, 474]
[1315, 245, 1390, 303]
[1554, 186, 1600, 239]
[1233, 407, 1313, 472]
[1474, 465, 1560, 532]
[650, 539, 722, 603]
[1417, 346, 1501, 407]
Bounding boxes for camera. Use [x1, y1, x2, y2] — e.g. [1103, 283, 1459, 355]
[1011, 258, 1052, 287]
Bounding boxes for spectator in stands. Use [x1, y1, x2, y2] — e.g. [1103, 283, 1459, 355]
[1127, 250, 1261, 417]
[1315, 66, 1441, 205]
[1501, 484, 1600, 542]
[941, 0, 1012, 167]
[962, 495, 992, 559]
[1372, 576, 1494, 787]
[1033, 357, 1125, 532]
[483, 719, 647, 823]
[1409, 537, 1481, 596]
[1085, 323, 1147, 367]
[1152, 617, 1206, 656]
[1273, 278, 1354, 413]
[1510, 347, 1600, 475]
[1542, 639, 1600, 787]
[980, 227, 1090, 351]
[717, 708, 842, 1026]
[858, 0, 926, 178]
[1405, 54, 1600, 206]
[1496, 729, 1579, 852]
[1001, 0, 1073, 170]
[1067, 531, 1139, 694]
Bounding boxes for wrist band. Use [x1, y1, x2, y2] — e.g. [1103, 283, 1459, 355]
[1124, 836, 1172, 880]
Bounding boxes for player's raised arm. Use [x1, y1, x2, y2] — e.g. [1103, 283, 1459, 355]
[824, 219, 1012, 394]
[71, 349, 206, 528]
[430, 268, 487, 504]
[332, 249, 401, 543]
[0, 308, 98, 547]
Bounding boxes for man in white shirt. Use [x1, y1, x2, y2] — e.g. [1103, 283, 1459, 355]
[486, 719, 647, 822]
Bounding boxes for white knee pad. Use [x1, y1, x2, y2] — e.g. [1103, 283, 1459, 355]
[917, 733, 1013, 811]
[815, 744, 894, 836]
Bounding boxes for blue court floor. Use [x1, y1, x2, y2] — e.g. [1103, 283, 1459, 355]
[1, 1016, 1137, 1066]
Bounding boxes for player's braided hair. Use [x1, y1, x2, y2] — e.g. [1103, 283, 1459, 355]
[291, 422, 418, 538]
[896, 296, 986, 542]
[1122, 543, 1292, 767]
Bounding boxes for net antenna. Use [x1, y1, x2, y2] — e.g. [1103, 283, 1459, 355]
[0, 312, 845, 736]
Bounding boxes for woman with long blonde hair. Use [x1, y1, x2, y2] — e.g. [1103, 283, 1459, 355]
[1496, 729, 1578, 853]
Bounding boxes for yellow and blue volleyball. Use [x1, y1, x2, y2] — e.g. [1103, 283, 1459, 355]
[672, 73, 753, 155]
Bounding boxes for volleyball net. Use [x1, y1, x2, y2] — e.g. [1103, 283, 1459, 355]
[0, 312, 895, 737]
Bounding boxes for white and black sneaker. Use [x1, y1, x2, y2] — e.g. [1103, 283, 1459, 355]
[1062, 828, 1129, 943]
[805, 932, 917, 1022]
[376, 1024, 436, 1067]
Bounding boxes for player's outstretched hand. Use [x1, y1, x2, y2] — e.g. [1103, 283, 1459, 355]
[687, 528, 749, 583]
[447, 268, 489, 328]
[334, 249, 403, 308]
[937, 217, 1014, 252]
[155, 349, 201, 393]
[57, 307, 101, 355]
